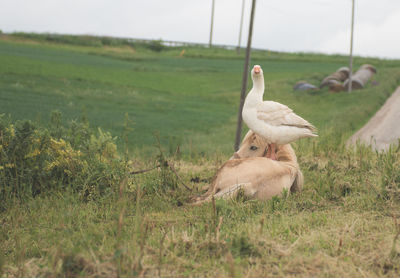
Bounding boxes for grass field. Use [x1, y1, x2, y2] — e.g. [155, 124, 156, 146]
[1, 33, 400, 277]
[1, 33, 399, 157]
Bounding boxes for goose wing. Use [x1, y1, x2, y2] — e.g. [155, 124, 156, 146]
[256, 101, 317, 132]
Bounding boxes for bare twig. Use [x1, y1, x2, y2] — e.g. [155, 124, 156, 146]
[130, 162, 192, 192]
[168, 162, 192, 191]
[130, 165, 159, 175]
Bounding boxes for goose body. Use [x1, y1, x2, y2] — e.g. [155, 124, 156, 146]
[242, 65, 317, 156]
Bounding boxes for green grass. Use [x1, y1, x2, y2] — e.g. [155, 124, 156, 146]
[1, 33, 400, 277]
[2, 142, 400, 277]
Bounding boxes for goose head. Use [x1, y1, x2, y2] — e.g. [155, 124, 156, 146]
[250, 65, 264, 90]
[251, 65, 263, 79]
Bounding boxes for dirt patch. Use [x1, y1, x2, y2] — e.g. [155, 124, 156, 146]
[348, 86, 400, 151]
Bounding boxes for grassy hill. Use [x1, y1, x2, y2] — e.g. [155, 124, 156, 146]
[1, 33, 400, 277]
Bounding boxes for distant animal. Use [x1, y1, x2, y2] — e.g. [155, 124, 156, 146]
[242, 65, 317, 160]
[192, 131, 303, 205]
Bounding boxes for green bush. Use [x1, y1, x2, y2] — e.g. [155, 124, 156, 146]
[0, 113, 126, 202]
[146, 40, 164, 52]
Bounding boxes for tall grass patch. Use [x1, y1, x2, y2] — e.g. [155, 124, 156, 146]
[0, 112, 126, 203]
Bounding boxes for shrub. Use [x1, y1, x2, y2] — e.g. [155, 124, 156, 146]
[100, 36, 126, 47]
[146, 40, 164, 52]
[0, 113, 126, 203]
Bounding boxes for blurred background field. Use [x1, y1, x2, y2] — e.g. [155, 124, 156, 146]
[1, 33, 399, 158]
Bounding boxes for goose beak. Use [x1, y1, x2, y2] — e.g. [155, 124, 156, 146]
[253, 65, 261, 74]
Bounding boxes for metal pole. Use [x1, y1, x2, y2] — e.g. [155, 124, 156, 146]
[209, 0, 215, 48]
[234, 0, 257, 151]
[237, 0, 245, 54]
[348, 0, 355, 93]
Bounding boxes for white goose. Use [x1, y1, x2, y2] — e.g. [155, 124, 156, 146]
[242, 65, 317, 160]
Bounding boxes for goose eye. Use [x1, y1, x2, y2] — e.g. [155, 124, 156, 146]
[250, 146, 258, 151]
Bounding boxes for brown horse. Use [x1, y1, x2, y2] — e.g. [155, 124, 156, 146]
[193, 131, 303, 204]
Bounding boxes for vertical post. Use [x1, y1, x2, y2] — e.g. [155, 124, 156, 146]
[234, 0, 257, 151]
[209, 0, 215, 48]
[237, 0, 246, 54]
[348, 0, 355, 93]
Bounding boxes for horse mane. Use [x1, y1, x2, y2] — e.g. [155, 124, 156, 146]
[276, 144, 297, 163]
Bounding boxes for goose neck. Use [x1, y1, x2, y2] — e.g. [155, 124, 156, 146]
[252, 76, 265, 93]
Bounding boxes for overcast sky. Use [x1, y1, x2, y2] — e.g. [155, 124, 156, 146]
[1, 0, 399, 59]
